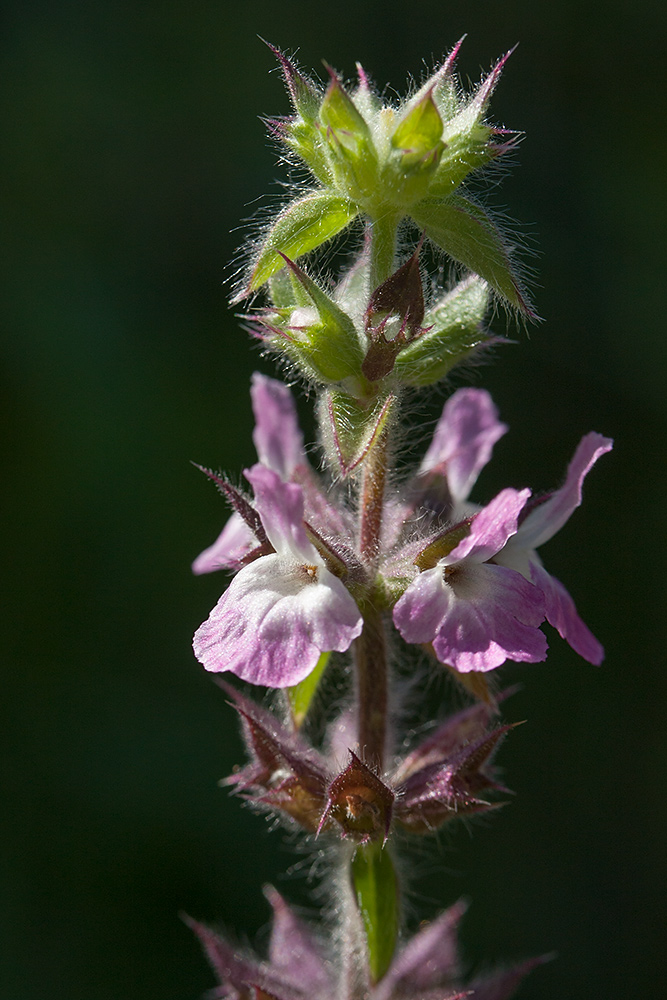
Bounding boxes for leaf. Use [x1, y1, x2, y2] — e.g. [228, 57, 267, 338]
[352, 842, 399, 983]
[323, 390, 395, 476]
[248, 192, 359, 293]
[410, 194, 532, 313]
[287, 652, 330, 728]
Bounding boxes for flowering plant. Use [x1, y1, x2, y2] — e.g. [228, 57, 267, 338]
[189, 41, 611, 999]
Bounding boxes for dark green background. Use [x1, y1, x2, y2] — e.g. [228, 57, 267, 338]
[2, 1, 665, 997]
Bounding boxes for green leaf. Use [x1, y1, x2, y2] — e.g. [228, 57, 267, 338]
[287, 651, 330, 728]
[323, 390, 395, 476]
[249, 192, 359, 292]
[410, 194, 531, 313]
[352, 842, 399, 984]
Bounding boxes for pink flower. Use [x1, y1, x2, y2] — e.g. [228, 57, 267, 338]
[193, 464, 362, 687]
[495, 432, 613, 664]
[393, 488, 547, 672]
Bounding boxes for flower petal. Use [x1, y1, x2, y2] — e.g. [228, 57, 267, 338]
[245, 464, 313, 562]
[420, 388, 507, 504]
[517, 432, 613, 549]
[531, 561, 604, 665]
[432, 563, 547, 671]
[193, 555, 362, 687]
[394, 560, 545, 673]
[393, 565, 454, 645]
[445, 488, 531, 565]
[251, 373, 306, 478]
[191, 512, 256, 574]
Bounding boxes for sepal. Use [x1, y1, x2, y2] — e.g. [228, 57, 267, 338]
[430, 48, 515, 198]
[319, 67, 379, 203]
[192, 464, 270, 550]
[321, 389, 395, 476]
[266, 42, 321, 122]
[220, 681, 328, 832]
[373, 900, 466, 1000]
[362, 246, 426, 381]
[468, 955, 552, 1000]
[318, 750, 394, 843]
[259, 255, 364, 383]
[394, 719, 516, 834]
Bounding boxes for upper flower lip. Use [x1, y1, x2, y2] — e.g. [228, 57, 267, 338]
[443, 487, 531, 565]
[513, 431, 614, 549]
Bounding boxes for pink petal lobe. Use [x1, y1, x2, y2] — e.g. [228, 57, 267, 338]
[420, 388, 507, 504]
[193, 555, 362, 687]
[531, 561, 604, 665]
[191, 513, 255, 574]
[446, 488, 530, 564]
[518, 432, 613, 549]
[394, 561, 546, 673]
[431, 564, 547, 672]
[393, 566, 453, 645]
[251, 373, 305, 478]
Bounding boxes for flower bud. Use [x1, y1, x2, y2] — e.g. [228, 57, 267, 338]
[383, 89, 445, 205]
[242, 43, 533, 315]
[319, 69, 379, 203]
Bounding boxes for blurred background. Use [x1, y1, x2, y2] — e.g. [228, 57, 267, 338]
[2, 1, 665, 997]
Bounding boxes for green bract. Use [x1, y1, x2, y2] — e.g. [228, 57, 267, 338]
[411, 194, 528, 312]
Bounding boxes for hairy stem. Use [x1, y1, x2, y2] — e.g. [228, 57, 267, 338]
[356, 427, 390, 769]
[354, 604, 388, 770]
